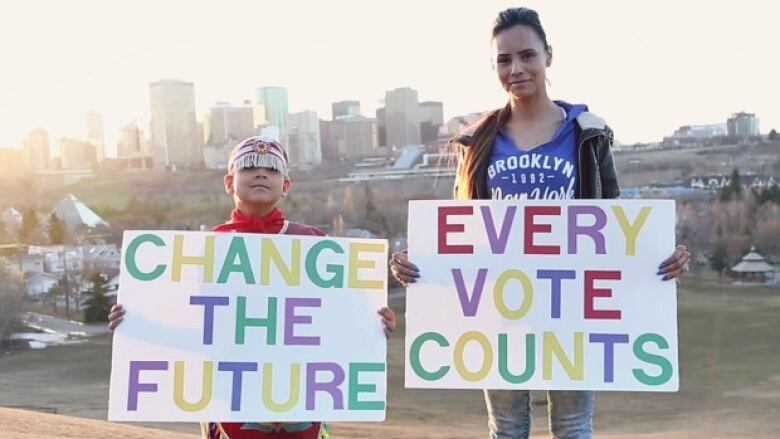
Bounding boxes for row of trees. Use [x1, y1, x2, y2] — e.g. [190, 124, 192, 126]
[41, 271, 113, 323]
[0, 210, 67, 245]
[678, 169, 780, 276]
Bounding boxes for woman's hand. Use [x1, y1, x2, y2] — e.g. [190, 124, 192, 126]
[107, 303, 126, 330]
[389, 250, 420, 287]
[378, 307, 397, 339]
[657, 245, 691, 281]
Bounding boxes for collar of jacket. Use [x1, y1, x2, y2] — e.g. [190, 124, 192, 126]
[451, 109, 609, 145]
[449, 107, 613, 199]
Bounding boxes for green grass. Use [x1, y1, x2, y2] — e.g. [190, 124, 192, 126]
[677, 279, 780, 391]
[1, 279, 779, 436]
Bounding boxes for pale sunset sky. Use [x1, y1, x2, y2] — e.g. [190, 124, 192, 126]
[1, 0, 777, 154]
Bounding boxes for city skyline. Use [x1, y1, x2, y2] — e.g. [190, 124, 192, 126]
[1, 0, 777, 154]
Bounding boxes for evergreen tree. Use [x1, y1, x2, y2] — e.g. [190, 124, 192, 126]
[48, 213, 66, 244]
[18, 208, 39, 242]
[710, 224, 728, 276]
[83, 273, 111, 323]
[719, 168, 743, 201]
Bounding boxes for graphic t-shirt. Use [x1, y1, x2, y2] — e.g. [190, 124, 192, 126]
[486, 101, 586, 200]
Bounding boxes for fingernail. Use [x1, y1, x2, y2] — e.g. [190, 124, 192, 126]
[656, 270, 664, 275]
[662, 275, 671, 281]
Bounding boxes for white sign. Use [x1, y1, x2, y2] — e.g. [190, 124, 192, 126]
[405, 200, 678, 391]
[109, 231, 388, 421]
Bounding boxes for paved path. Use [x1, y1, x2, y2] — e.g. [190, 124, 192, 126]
[22, 312, 111, 337]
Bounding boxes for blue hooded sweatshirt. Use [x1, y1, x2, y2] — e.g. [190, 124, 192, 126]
[486, 101, 587, 200]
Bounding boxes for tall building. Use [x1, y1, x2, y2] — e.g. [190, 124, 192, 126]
[346, 117, 377, 157]
[84, 112, 105, 162]
[206, 102, 254, 146]
[256, 87, 289, 133]
[727, 112, 760, 138]
[376, 107, 387, 147]
[149, 79, 202, 170]
[59, 138, 97, 170]
[0, 147, 22, 181]
[117, 122, 142, 158]
[319, 120, 336, 160]
[419, 101, 444, 144]
[23, 128, 50, 172]
[288, 111, 322, 166]
[332, 100, 361, 120]
[321, 117, 378, 160]
[385, 87, 421, 148]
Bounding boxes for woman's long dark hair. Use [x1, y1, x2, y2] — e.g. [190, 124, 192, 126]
[455, 104, 510, 200]
[455, 7, 549, 200]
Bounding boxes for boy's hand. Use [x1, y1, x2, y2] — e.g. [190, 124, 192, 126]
[108, 303, 126, 330]
[378, 307, 396, 339]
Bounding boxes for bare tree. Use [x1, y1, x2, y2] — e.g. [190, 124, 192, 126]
[0, 266, 25, 346]
[754, 203, 780, 262]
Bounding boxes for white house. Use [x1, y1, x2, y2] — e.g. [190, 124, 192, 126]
[82, 244, 121, 272]
[3, 254, 45, 276]
[32, 246, 85, 274]
[24, 272, 59, 296]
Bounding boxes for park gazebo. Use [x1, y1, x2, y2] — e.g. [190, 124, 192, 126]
[731, 246, 776, 284]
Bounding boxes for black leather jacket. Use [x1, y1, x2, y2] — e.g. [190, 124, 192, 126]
[452, 110, 621, 200]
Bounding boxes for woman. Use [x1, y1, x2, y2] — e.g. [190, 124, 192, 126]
[390, 7, 691, 439]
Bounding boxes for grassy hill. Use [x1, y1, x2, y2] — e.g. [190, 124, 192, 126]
[1, 279, 779, 438]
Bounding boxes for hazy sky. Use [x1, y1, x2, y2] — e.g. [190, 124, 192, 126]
[1, 0, 777, 155]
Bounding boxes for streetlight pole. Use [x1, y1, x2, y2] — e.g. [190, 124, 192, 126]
[62, 247, 70, 318]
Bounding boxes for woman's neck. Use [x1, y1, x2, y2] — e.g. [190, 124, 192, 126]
[508, 91, 557, 123]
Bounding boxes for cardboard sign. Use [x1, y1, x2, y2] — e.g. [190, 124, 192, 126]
[405, 200, 678, 391]
[109, 231, 388, 421]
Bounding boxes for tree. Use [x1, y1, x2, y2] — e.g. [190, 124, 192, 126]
[18, 208, 39, 242]
[719, 168, 743, 201]
[754, 203, 780, 262]
[770, 184, 780, 205]
[769, 129, 778, 141]
[83, 272, 111, 323]
[360, 184, 390, 237]
[46, 284, 62, 313]
[0, 266, 25, 346]
[48, 213, 66, 244]
[710, 244, 728, 277]
[754, 184, 780, 206]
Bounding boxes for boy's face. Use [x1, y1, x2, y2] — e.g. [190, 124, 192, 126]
[224, 166, 291, 210]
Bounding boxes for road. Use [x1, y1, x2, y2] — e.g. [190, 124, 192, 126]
[22, 312, 111, 337]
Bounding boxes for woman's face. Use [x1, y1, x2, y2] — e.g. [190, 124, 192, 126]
[493, 25, 551, 100]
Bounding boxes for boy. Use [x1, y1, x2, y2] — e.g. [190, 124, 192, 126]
[109, 136, 397, 439]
